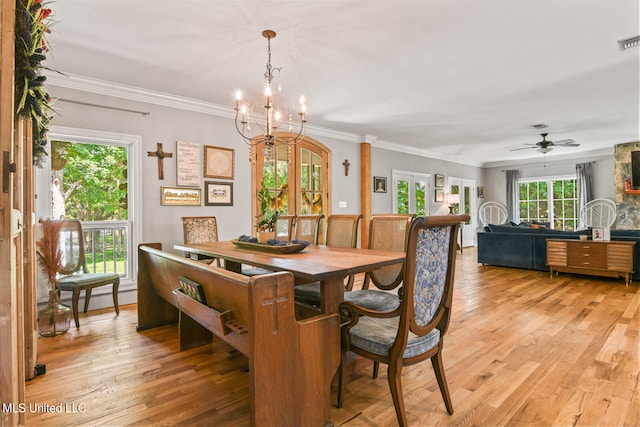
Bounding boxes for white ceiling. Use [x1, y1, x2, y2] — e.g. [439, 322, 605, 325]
[44, 1, 639, 167]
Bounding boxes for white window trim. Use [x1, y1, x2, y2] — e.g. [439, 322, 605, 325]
[517, 174, 578, 229]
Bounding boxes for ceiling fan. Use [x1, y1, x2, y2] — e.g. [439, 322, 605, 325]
[511, 133, 580, 153]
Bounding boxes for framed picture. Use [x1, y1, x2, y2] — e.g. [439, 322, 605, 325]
[477, 186, 485, 198]
[435, 189, 444, 203]
[204, 145, 235, 179]
[434, 174, 444, 188]
[205, 181, 233, 206]
[374, 176, 387, 193]
[161, 186, 201, 206]
[176, 141, 201, 187]
[592, 227, 604, 241]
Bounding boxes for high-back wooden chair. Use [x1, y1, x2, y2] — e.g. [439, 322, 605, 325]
[338, 215, 468, 426]
[344, 214, 415, 317]
[294, 214, 363, 307]
[324, 214, 363, 249]
[55, 220, 120, 328]
[294, 214, 324, 244]
[181, 216, 220, 266]
[274, 214, 297, 241]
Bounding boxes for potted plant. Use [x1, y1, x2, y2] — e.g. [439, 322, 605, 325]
[256, 180, 277, 243]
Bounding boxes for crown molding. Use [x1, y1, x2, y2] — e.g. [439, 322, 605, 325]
[44, 71, 506, 168]
[45, 71, 366, 143]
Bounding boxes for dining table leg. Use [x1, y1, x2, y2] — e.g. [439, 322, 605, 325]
[319, 276, 346, 315]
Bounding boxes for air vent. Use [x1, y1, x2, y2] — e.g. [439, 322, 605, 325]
[618, 35, 640, 51]
[532, 123, 549, 130]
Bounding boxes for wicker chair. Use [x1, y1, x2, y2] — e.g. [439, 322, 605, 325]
[294, 214, 363, 306]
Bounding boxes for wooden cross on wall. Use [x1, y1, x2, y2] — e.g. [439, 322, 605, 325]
[147, 142, 173, 180]
[342, 159, 350, 176]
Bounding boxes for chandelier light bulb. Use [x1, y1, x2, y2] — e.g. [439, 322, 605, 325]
[299, 95, 305, 105]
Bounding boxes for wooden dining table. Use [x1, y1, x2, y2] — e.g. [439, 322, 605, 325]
[173, 240, 406, 315]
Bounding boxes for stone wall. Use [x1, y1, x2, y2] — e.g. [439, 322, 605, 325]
[614, 142, 640, 229]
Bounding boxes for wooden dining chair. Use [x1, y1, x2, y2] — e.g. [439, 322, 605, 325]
[344, 213, 415, 321]
[273, 214, 297, 241]
[55, 220, 120, 328]
[293, 214, 324, 244]
[337, 215, 468, 426]
[181, 216, 220, 266]
[294, 214, 363, 307]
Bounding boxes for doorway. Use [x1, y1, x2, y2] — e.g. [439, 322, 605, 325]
[448, 177, 477, 248]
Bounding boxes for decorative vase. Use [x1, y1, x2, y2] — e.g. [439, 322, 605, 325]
[257, 231, 275, 243]
[38, 290, 72, 337]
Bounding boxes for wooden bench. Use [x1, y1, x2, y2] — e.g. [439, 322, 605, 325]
[137, 243, 339, 427]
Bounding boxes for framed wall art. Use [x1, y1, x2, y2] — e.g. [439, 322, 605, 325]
[160, 186, 201, 206]
[176, 141, 200, 186]
[477, 186, 485, 198]
[204, 145, 235, 179]
[434, 174, 444, 188]
[205, 181, 233, 206]
[374, 176, 387, 193]
[435, 189, 444, 203]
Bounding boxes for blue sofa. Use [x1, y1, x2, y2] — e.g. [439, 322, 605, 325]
[477, 224, 640, 280]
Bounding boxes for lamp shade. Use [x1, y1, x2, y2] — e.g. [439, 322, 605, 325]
[445, 193, 460, 205]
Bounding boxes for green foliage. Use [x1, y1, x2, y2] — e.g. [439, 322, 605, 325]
[256, 179, 277, 231]
[15, 0, 56, 166]
[397, 180, 409, 214]
[56, 141, 128, 221]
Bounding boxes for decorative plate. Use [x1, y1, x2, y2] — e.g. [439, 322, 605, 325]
[230, 239, 307, 254]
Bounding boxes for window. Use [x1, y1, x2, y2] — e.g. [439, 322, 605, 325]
[392, 171, 429, 216]
[41, 127, 142, 287]
[253, 134, 330, 221]
[50, 140, 130, 276]
[518, 177, 577, 230]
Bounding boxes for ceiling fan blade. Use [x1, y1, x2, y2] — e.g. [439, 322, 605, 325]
[509, 146, 537, 151]
[551, 139, 577, 146]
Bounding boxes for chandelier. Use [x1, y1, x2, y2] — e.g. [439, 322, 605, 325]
[234, 30, 307, 162]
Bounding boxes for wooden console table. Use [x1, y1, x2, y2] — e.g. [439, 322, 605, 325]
[546, 239, 635, 286]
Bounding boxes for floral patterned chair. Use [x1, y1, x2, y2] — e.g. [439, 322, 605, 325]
[181, 216, 220, 267]
[338, 215, 468, 426]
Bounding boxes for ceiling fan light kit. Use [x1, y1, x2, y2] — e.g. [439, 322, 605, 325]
[511, 132, 580, 155]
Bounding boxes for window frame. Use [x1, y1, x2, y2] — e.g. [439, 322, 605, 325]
[518, 174, 578, 230]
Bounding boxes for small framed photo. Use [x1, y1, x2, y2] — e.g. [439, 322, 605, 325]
[477, 186, 485, 198]
[374, 176, 387, 193]
[204, 145, 235, 179]
[592, 227, 604, 241]
[205, 181, 233, 206]
[435, 189, 444, 203]
[161, 186, 201, 206]
[434, 174, 444, 188]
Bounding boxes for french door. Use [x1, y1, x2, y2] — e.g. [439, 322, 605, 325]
[448, 177, 476, 247]
[392, 171, 430, 216]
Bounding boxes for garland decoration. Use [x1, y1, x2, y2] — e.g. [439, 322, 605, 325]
[15, 0, 55, 167]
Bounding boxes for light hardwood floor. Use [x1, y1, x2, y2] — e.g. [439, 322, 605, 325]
[25, 248, 639, 426]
